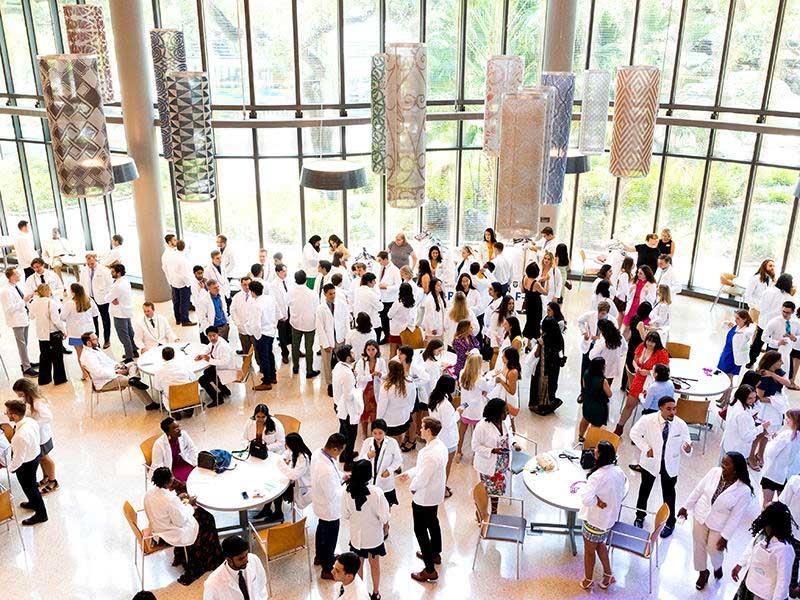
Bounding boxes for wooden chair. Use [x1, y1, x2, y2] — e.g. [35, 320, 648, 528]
[0, 486, 24, 551]
[666, 342, 691, 360]
[710, 272, 744, 311]
[471, 483, 526, 579]
[676, 398, 711, 454]
[123, 500, 168, 590]
[577, 249, 600, 290]
[164, 381, 205, 429]
[400, 327, 425, 349]
[139, 434, 160, 492]
[583, 425, 621, 451]
[1, 423, 11, 442]
[90, 377, 130, 418]
[608, 503, 670, 593]
[250, 517, 311, 597]
[275, 414, 301, 435]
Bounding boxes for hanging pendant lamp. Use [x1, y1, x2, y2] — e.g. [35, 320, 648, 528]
[300, 159, 367, 190]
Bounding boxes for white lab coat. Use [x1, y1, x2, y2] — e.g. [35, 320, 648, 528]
[342, 484, 390, 550]
[443, 308, 479, 348]
[577, 310, 604, 354]
[196, 292, 229, 334]
[79, 264, 113, 305]
[26, 269, 64, 299]
[779, 476, 800, 538]
[9, 417, 40, 472]
[762, 316, 800, 372]
[730, 323, 756, 367]
[588, 337, 628, 381]
[162, 249, 193, 289]
[153, 360, 197, 399]
[143, 486, 199, 546]
[429, 399, 459, 450]
[29, 296, 65, 341]
[744, 275, 773, 310]
[420, 293, 447, 337]
[333, 362, 363, 425]
[270, 278, 290, 321]
[203, 556, 267, 600]
[684, 466, 753, 540]
[358, 436, 402, 493]
[459, 377, 493, 422]
[346, 330, 375, 361]
[376, 262, 402, 303]
[655, 266, 681, 296]
[287, 284, 318, 331]
[648, 302, 671, 330]
[276, 450, 312, 509]
[387, 300, 418, 336]
[203, 337, 238, 385]
[106, 277, 133, 319]
[736, 533, 794, 600]
[630, 413, 692, 478]
[309, 448, 343, 521]
[302, 243, 320, 275]
[13, 231, 38, 268]
[0, 282, 29, 327]
[151, 432, 198, 472]
[30, 400, 53, 444]
[247, 294, 278, 339]
[614, 272, 632, 302]
[60, 298, 99, 339]
[242, 417, 286, 453]
[722, 405, 763, 456]
[761, 428, 800, 486]
[626, 280, 657, 307]
[353, 285, 382, 328]
[204, 262, 231, 299]
[315, 298, 350, 348]
[758, 287, 793, 329]
[80, 346, 121, 389]
[472, 419, 511, 477]
[229, 290, 251, 336]
[133, 314, 178, 351]
[578, 464, 627, 531]
[376, 381, 416, 428]
[407, 437, 448, 506]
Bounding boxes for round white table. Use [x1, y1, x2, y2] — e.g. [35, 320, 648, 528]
[522, 450, 629, 556]
[186, 454, 290, 533]
[136, 343, 209, 400]
[669, 358, 731, 398]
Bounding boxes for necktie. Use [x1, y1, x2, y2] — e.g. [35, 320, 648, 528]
[786, 320, 792, 335]
[15, 285, 28, 314]
[282, 281, 287, 292]
[328, 301, 335, 316]
[210, 343, 216, 357]
[89, 267, 95, 297]
[661, 420, 669, 464]
[339, 584, 345, 597]
[150, 318, 155, 328]
[40, 274, 45, 284]
[380, 266, 385, 281]
[238, 570, 250, 600]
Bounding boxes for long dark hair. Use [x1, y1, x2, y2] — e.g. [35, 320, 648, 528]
[634, 301, 653, 322]
[525, 261, 540, 280]
[285, 432, 312, 467]
[749, 501, 795, 545]
[355, 312, 373, 334]
[417, 259, 433, 286]
[547, 301, 564, 322]
[505, 316, 522, 341]
[251, 403, 276, 433]
[596, 279, 613, 299]
[587, 356, 606, 378]
[640, 265, 656, 284]
[458, 273, 475, 292]
[733, 384, 755, 409]
[598, 318, 622, 350]
[496, 294, 514, 326]
[597, 264, 612, 281]
[644, 330, 664, 352]
[362, 339, 381, 359]
[758, 350, 783, 373]
[503, 346, 521, 373]
[398, 282, 415, 308]
[555, 243, 569, 268]
[428, 375, 456, 412]
[428, 245, 441, 264]
[429, 277, 446, 311]
[484, 228, 497, 244]
[590, 440, 617, 476]
[346, 459, 372, 511]
[775, 273, 793, 294]
[725, 451, 754, 495]
[422, 338, 444, 362]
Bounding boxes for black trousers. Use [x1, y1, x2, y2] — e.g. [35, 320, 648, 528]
[315, 518, 340, 572]
[16, 456, 46, 518]
[93, 302, 111, 344]
[749, 326, 764, 366]
[277, 319, 291, 358]
[412, 502, 442, 572]
[636, 465, 677, 528]
[38, 339, 66, 386]
[254, 335, 276, 384]
[171, 286, 191, 324]
[198, 365, 229, 401]
[379, 301, 392, 343]
[338, 419, 358, 465]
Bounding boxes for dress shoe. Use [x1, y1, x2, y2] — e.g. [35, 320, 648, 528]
[103, 342, 111, 349]
[129, 377, 149, 391]
[307, 370, 320, 379]
[327, 384, 333, 397]
[206, 399, 223, 408]
[415, 551, 441, 564]
[633, 517, 644, 529]
[254, 383, 273, 391]
[320, 570, 335, 580]
[182, 321, 197, 327]
[144, 402, 160, 411]
[313, 556, 321, 566]
[270, 378, 278, 385]
[22, 514, 48, 526]
[281, 356, 289, 364]
[292, 368, 300, 375]
[659, 525, 674, 538]
[629, 464, 642, 473]
[713, 567, 723, 580]
[31, 362, 39, 368]
[63, 347, 73, 354]
[236, 350, 246, 356]
[23, 368, 39, 377]
[219, 386, 232, 397]
[410, 569, 438, 583]
[20, 501, 34, 510]
[695, 570, 710, 590]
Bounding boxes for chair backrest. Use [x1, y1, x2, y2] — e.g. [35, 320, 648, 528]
[675, 398, 710, 426]
[666, 342, 691, 359]
[583, 425, 621, 451]
[0, 423, 12, 442]
[275, 414, 301, 435]
[123, 501, 144, 548]
[646, 503, 671, 555]
[238, 351, 254, 383]
[0, 488, 13, 522]
[168, 381, 201, 410]
[580, 249, 587, 262]
[472, 483, 489, 536]
[139, 434, 160, 467]
[255, 517, 308, 560]
[400, 327, 424, 349]
[720, 272, 737, 286]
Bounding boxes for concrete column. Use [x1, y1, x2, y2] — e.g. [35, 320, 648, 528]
[109, 0, 170, 301]
[540, 0, 578, 232]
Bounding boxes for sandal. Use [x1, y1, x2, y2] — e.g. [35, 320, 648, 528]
[444, 487, 452, 499]
[598, 573, 616, 590]
[579, 578, 593, 590]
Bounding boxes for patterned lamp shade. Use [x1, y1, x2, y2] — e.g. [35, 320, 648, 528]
[496, 87, 554, 238]
[609, 65, 660, 178]
[165, 71, 217, 203]
[151, 29, 187, 160]
[371, 53, 387, 174]
[385, 43, 427, 209]
[578, 69, 611, 155]
[63, 4, 114, 103]
[483, 55, 524, 157]
[38, 54, 113, 198]
[540, 72, 575, 205]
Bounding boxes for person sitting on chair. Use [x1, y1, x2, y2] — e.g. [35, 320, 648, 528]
[134, 301, 177, 354]
[153, 346, 197, 419]
[151, 416, 198, 487]
[195, 326, 237, 408]
[79, 332, 154, 409]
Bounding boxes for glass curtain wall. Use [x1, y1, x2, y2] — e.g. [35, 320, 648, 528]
[0, 0, 797, 292]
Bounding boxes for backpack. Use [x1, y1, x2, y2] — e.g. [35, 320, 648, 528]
[197, 449, 236, 473]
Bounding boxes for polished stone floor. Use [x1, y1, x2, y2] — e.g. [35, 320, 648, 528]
[1, 281, 795, 600]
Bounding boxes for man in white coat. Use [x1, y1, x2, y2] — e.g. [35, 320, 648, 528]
[577, 301, 611, 393]
[204, 535, 267, 600]
[13, 220, 38, 279]
[216, 234, 236, 279]
[0, 267, 38, 376]
[204, 249, 231, 302]
[353, 273, 382, 341]
[152, 346, 197, 417]
[196, 280, 230, 343]
[195, 326, 237, 407]
[398, 417, 448, 582]
[270, 264, 291, 364]
[134, 301, 178, 353]
[762, 300, 799, 375]
[655, 254, 681, 297]
[80, 252, 114, 349]
[163, 238, 195, 327]
[80, 332, 155, 409]
[630, 395, 692, 538]
[310, 433, 346, 580]
[376, 250, 402, 345]
[316, 283, 350, 397]
[25, 257, 64, 300]
[230, 275, 253, 355]
[333, 345, 363, 468]
[332, 552, 370, 600]
[247, 280, 278, 391]
[4, 399, 47, 524]
[287, 271, 319, 379]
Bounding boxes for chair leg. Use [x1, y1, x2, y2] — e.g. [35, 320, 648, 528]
[140, 547, 145, 590]
[516, 542, 520, 580]
[265, 554, 272, 597]
[306, 544, 312, 583]
[472, 537, 481, 571]
[710, 286, 722, 311]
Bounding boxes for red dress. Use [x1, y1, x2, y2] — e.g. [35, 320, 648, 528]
[628, 346, 669, 398]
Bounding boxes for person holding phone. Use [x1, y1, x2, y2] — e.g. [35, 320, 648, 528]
[357, 419, 402, 508]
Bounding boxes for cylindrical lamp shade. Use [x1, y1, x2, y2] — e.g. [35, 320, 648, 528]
[371, 53, 387, 174]
[540, 72, 575, 205]
[385, 43, 427, 209]
[496, 88, 554, 238]
[38, 54, 114, 198]
[578, 69, 611, 155]
[483, 55, 524, 157]
[166, 71, 217, 202]
[609, 66, 660, 178]
[63, 4, 114, 103]
[151, 29, 187, 160]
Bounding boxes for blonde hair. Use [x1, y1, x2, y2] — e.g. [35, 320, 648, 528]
[12, 378, 45, 415]
[71, 282, 91, 312]
[460, 354, 482, 391]
[36, 284, 51, 298]
[448, 291, 469, 322]
[541, 251, 554, 269]
[454, 319, 472, 340]
[661, 228, 672, 240]
[382, 360, 407, 396]
[400, 265, 413, 280]
[657, 284, 672, 305]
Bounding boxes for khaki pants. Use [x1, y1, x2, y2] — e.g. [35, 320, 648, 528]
[99, 376, 129, 392]
[692, 519, 724, 572]
[321, 343, 343, 387]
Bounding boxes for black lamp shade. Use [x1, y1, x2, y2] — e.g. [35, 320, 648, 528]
[300, 159, 367, 190]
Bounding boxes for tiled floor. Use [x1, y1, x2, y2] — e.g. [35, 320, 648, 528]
[1, 282, 794, 600]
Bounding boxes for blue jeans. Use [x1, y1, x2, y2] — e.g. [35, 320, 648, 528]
[171, 286, 190, 324]
[254, 335, 275, 384]
[114, 317, 136, 361]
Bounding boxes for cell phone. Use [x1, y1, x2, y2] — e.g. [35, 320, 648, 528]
[241, 491, 249, 500]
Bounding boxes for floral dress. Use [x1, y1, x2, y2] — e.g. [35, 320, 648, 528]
[480, 433, 510, 495]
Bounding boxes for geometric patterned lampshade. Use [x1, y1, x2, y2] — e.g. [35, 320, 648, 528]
[165, 71, 216, 203]
[540, 72, 575, 205]
[578, 69, 611, 155]
[385, 43, 427, 209]
[150, 29, 187, 160]
[483, 55, 524, 157]
[370, 52, 387, 174]
[496, 87, 554, 238]
[38, 54, 114, 198]
[609, 65, 660, 178]
[63, 4, 114, 103]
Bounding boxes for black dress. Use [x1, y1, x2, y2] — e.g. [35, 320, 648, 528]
[529, 316, 564, 413]
[621, 316, 644, 390]
[581, 372, 609, 427]
[523, 272, 542, 340]
[657, 239, 673, 256]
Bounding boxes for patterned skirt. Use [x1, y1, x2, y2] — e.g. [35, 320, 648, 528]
[480, 437, 510, 496]
[185, 507, 224, 579]
[582, 521, 610, 543]
[361, 381, 377, 423]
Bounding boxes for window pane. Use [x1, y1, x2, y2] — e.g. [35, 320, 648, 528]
[343, 117, 371, 154]
[160, 0, 203, 71]
[304, 188, 344, 250]
[158, 156, 176, 233]
[385, 206, 418, 243]
[675, 0, 728, 106]
[302, 121, 341, 156]
[421, 151, 457, 247]
[2, 0, 36, 93]
[214, 120, 253, 156]
[32, 0, 57, 55]
[110, 183, 143, 278]
[343, 0, 378, 104]
[692, 162, 748, 290]
[507, 0, 546, 87]
[298, 0, 339, 104]
[760, 123, 800, 169]
[426, 0, 459, 100]
[385, 0, 419, 43]
[557, 175, 576, 257]
[712, 114, 757, 161]
[463, 0, 503, 100]
[720, 0, 777, 108]
[770, 0, 800, 111]
[571, 0, 592, 99]
[657, 157, 704, 283]
[460, 149, 495, 246]
[346, 155, 381, 251]
[573, 154, 615, 253]
[25, 144, 58, 242]
[257, 114, 298, 157]
[61, 196, 87, 253]
[87, 195, 110, 253]
[612, 157, 661, 243]
[589, 0, 635, 75]
[260, 158, 302, 267]
[0, 142, 28, 230]
[205, 0, 250, 105]
[179, 201, 216, 267]
[740, 167, 796, 274]
[218, 159, 259, 275]
[251, 0, 296, 104]
[634, 0, 683, 102]
[786, 196, 800, 276]
[668, 112, 711, 156]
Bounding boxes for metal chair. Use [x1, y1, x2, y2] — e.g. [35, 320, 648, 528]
[90, 377, 130, 417]
[608, 503, 670, 594]
[164, 381, 205, 429]
[249, 517, 312, 597]
[233, 347, 256, 405]
[122, 500, 169, 590]
[471, 483, 526, 579]
[139, 434, 159, 492]
[0, 485, 24, 551]
[710, 272, 744, 311]
[508, 433, 537, 498]
[666, 342, 691, 359]
[275, 414, 301, 435]
[0, 424, 12, 489]
[577, 249, 600, 290]
[583, 425, 621, 451]
[676, 397, 711, 454]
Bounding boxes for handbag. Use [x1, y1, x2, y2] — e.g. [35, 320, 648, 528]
[580, 448, 596, 470]
[248, 439, 268, 460]
[197, 449, 236, 473]
[47, 300, 65, 353]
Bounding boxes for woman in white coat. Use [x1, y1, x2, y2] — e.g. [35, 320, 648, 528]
[722, 384, 770, 459]
[588, 319, 628, 385]
[753, 274, 795, 366]
[427, 376, 459, 498]
[376, 360, 416, 444]
[355, 340, 387, 438]
[443, 291, 479, 348]
[645, 284, 671, 345]
[716, 309, 756, 407]
[29, 283, 67, 386]
[12, 378, 58, 493]
[456, 354, 492, 460]
[242, 403, 286, 453]
[731, 501, 795, 600]
[387, 282, 417, 358]
[358, 419, 403, 508]
[60, 282, 99, 380]
[753, 351, 791, 469]
[472, 398, 520, 514]
[416, 339, 444, 405]
[342, 459, 391, 599]
[420, 278, 448, 340]
[677, 452, 755, 590]
[761, 409, 800, 505]
[275, 432, 313, 516]
[151, 417, 199, 486]
[579, 441, 627, 591]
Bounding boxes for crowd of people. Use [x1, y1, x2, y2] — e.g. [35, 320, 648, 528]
[2, 220, 800, 600]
